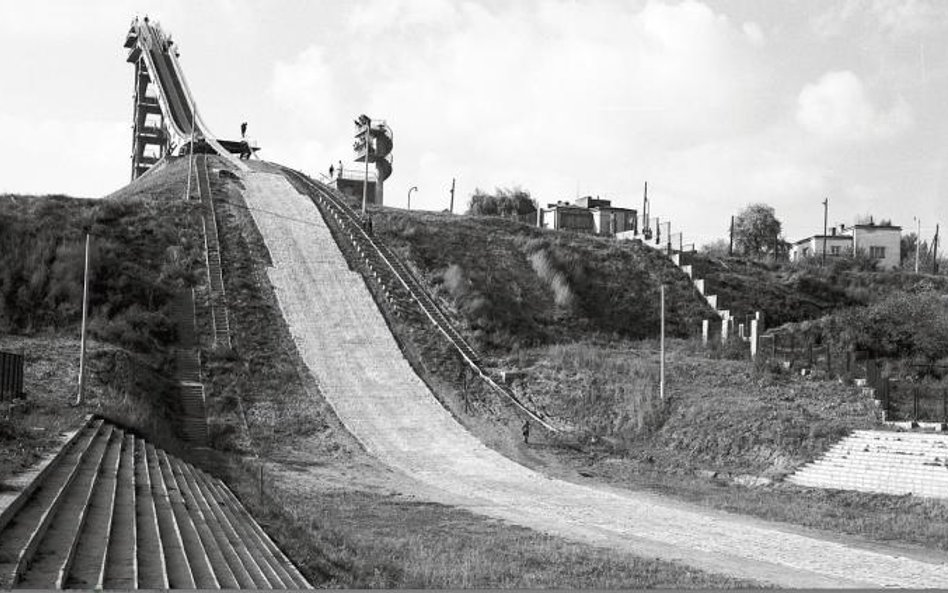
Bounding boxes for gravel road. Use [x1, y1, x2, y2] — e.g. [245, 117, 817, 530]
[241, 170, 948, 588]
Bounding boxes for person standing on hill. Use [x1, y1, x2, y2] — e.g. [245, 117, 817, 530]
[522, 420, 530, 444]
[240, 122, 247, 138]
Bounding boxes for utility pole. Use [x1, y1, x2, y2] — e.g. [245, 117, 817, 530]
[821, 197, 828, 267]
[915, 217, 921, 273]
[449, 178, 455, 213]
[184, 95, 196, 200]
[75, 233, 91, 406]
[362, 118, 371, 215]
[660, 284, 665, 400]
[407, 186, 417, 211]
[934, 223, 940, 274]
[642, 181, 648, 237]
[729, 215, 734, 256]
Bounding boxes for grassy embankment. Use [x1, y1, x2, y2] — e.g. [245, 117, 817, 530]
[199, 160, 755, 588]
[0, 168, 206, 479]
[688, 251, 948, 327]
[359, 203, 948, 554]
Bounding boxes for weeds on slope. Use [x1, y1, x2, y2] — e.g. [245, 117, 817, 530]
[501, 337, 948, 554]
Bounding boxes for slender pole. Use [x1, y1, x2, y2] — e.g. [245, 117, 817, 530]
[821, 197, 828, 267]
[932, 224, 938, 274]
[449, 177, 456, 213]
[660, 284, 665, 400]
[642, 181, 648, 236]
[362, 118, 371, 216]
[184, 96, 195, 200]
[408, 186, 417, 211]
[76, 233, 91, 405]
[729, 215, 734, 256]
[915, 217, 921, 273]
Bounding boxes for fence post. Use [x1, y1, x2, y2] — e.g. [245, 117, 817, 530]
[913, 386, 920, 427]
[826, 346, 832, 375]
[750, 319, 758, 360]
[702, 319, 709, 346]
[942, 389, 947, 431]
[721, 316, 729, 344]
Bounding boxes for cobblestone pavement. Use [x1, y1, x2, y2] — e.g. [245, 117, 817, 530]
[242, 170, 948, 588]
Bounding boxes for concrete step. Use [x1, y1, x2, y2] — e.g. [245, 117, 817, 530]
[63, 427, 125, 588]
[789, 430, 948, 500]
[0, 418, 104, 587]
[134, 437, 169, 589]
[17, 423, 116, 588]
[146, 442, 195, 588]
[101, 432, 138, 589]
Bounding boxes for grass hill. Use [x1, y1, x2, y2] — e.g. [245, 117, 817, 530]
[374, 208, 715, 351]
[688, 252, 948, 328]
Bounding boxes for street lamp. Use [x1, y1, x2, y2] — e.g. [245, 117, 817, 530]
[408, 186, 418, 211]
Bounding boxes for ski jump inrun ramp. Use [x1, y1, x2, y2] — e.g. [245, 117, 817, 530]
[236, 165, 948, 589]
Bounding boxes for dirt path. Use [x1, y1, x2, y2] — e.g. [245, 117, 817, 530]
[240, 170, 948, 588]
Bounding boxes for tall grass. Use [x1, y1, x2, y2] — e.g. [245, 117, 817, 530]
[516, 342, 664, 442]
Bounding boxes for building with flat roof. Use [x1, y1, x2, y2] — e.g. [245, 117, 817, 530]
[790, 222, 901, 270]
[540, 197, 637, 237]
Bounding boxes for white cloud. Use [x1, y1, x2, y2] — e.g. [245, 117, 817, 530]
[0, 113, 127, 197]
[813, 0, 948, 38]
[742, 22, 765, 46]
[796, 71, 913, 141]
[266, 1, 775, 214]
[270, 46, 339, 127]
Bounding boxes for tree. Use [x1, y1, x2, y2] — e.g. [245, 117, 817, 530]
[700, 238, 730, 258]
[467, 186, 537, 218]
[732, 203, 782, 259]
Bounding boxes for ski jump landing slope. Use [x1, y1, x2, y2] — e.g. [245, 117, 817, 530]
[242, 168, 948, 589]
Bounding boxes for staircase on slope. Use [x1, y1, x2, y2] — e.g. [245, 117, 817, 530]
[195, 154, 232, 350]
[670, 251, 730, 323]
[0, 417, 310, 589]
[788, 429, 948, 499]
[171, 290, 208, 447]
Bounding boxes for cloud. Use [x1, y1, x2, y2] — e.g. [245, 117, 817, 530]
[267, 1, 773, 214]
[0, 113, 127, 197]
[813, 0, 948, 38]
[270, 46, 338, 127]
[796, 71, 913, 141]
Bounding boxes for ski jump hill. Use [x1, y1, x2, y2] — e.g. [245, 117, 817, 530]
[3, 16, 948, 589]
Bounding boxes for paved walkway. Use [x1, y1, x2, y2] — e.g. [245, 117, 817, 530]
[241, 170, 948, 588]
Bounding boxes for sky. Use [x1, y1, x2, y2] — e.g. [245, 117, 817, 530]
[1, 0, 947, 247]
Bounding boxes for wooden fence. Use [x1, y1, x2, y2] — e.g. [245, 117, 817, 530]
[0, 351, 24, 401]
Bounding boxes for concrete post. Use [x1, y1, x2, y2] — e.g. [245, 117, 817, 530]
[721, 316, 729, 343]
[702, 319, 709, 346]
[750, 319, 759, 360]
[738, 323, 745, 340]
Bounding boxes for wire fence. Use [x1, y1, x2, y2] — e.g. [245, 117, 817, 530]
[751, 332, 948, 424]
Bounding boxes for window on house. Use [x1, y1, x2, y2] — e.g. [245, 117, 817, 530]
[870, 246, 886, 259]
[830, 246, 841, 256]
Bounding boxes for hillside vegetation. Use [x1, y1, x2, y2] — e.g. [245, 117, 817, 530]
[374, 209, 715, 351]
[688, 252, 948, 327]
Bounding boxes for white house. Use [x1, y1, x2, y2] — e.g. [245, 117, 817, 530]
[851, 223, 901, 270]
[790, 222, 901, 270]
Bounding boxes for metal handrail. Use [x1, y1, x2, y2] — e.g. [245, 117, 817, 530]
[281, 166, 560, 433]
